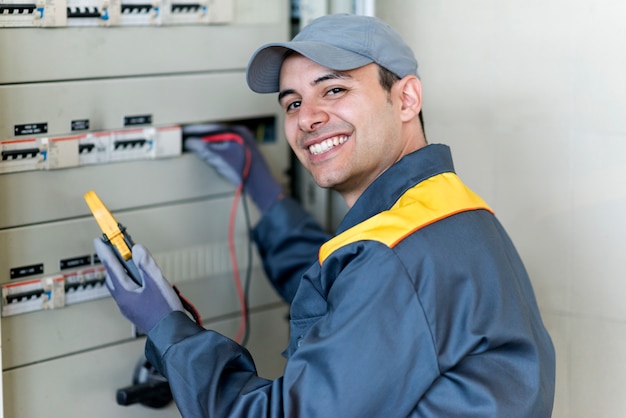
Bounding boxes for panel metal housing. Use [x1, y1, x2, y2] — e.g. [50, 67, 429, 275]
[0, 1, 291, 416]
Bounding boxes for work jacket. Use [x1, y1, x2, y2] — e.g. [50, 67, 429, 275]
[146, 143, 556, 417]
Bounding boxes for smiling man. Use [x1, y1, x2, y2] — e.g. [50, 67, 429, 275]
[278, 57, 423, 206]
[95, 13, 556, 417]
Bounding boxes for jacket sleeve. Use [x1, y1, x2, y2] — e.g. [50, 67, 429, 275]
[145, 312, 285, 418]
[144, 243, 439, 418]
[252, 197, 331, 303]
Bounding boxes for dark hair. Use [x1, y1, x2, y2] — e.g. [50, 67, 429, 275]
[378, 66, 425, 138]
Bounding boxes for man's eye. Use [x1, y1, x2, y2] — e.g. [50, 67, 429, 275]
[327, 87, 346, 96]
[286, 101, 301, 111]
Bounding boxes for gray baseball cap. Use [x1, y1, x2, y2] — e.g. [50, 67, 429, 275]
[246, 13, 419, 93]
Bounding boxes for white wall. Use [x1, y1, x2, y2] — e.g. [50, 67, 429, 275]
[379, 1, 626, 417]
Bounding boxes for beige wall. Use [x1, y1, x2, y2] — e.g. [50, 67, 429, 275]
[379, 1, 626, 417]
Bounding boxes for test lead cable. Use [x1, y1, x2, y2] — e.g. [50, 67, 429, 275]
[197, 131, 252, 345]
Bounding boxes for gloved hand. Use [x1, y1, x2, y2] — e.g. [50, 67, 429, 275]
[94, 238, 184, 334]
[183, 124, 283, 214]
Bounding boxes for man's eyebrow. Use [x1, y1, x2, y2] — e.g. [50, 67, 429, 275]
[312, 71, 352, 85]
[278, 89, 296, 103]
[277, 71, 352, 103]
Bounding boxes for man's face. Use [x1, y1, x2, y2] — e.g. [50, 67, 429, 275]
[278, 54, 408, 207]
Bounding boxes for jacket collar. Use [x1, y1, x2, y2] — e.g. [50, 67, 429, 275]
[335, 143, 455, 235]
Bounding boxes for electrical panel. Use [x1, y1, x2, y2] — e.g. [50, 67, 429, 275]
[0, 1, 291, 416]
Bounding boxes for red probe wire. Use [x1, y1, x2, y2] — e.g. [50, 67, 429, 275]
[200, 132, 252, 344]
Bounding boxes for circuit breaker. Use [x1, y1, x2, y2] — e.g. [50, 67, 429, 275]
[0, 0, 232, 27]
[0, 1, 291, 416]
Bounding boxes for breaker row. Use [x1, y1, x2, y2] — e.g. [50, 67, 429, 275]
[0, 125, 181, 174]
[0, 0, 232, 27]
[1, 264, 109, 317]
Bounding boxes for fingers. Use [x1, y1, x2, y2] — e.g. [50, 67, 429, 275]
[132, 245, 184, 312]
[93, 237, 116, 267]
[181, 122, 229, 137]
[182, 137, 208, 154]
[184, 138, 244, 185]
[131, 244, 158, 274]
[132, 244, 168, 286]
[93, 238, 141, 291]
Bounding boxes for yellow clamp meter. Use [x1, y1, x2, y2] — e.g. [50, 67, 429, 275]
[84, 190, 143, 285]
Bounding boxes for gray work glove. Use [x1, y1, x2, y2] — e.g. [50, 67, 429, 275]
[94, 239, 184, 334]
[183, 123, 283, 214]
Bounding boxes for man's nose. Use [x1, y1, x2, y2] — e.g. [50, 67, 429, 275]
[298, 101, 329, 132]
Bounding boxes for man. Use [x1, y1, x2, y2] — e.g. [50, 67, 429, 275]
[95, 13, 556, 417]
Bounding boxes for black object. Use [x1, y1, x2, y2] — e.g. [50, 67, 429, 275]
[116, 357, 173, 409]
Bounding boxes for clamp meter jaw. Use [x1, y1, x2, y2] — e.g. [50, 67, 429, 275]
[84, 190, 143, 285]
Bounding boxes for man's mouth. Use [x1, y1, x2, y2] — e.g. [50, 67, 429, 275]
[308, 135, 349, 155]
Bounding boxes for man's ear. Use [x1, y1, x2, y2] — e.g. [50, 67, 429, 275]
[397, 75, 422, 122]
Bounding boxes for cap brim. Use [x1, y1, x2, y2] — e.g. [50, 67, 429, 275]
[246, 42, 373, 93]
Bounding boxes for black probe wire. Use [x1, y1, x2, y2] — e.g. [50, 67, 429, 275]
[239, 192, 253, 347]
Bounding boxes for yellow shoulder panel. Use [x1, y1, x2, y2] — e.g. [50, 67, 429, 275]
[318, 172, 493, 264]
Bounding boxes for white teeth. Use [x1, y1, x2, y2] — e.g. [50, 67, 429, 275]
[308, 135, 348, 155]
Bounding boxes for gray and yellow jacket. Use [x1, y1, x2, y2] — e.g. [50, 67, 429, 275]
[146, 143, 556, 417]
